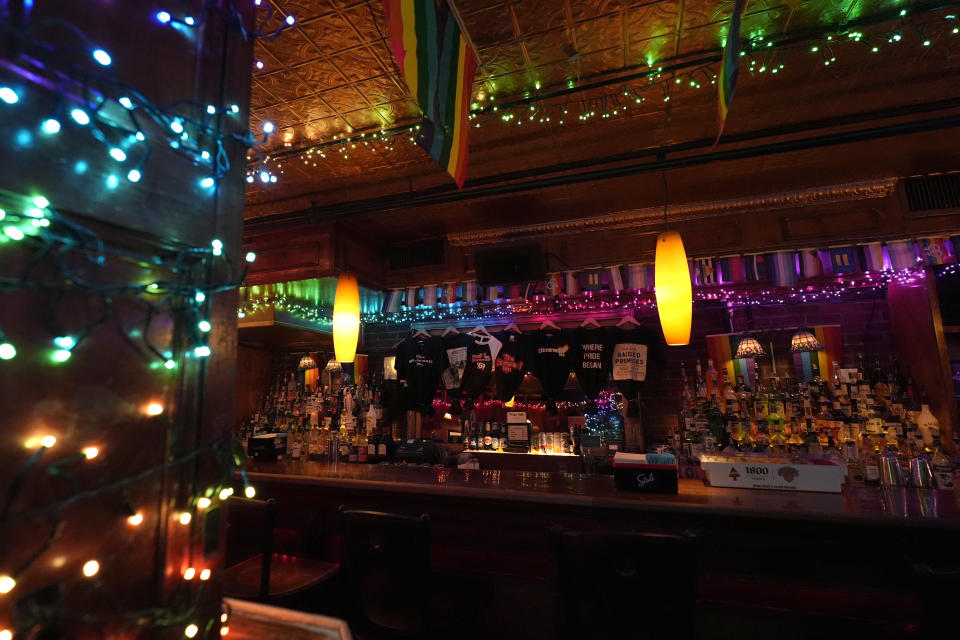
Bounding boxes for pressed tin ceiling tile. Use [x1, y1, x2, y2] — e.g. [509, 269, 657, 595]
[247, 0, 955, 214]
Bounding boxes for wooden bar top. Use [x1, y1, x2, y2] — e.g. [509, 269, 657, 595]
[245, 460, 960, 528]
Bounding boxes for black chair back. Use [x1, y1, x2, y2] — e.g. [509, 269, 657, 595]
[226, 497, 277, 601]
[552, 528, 696, 640]
[339, 506, 431, 633]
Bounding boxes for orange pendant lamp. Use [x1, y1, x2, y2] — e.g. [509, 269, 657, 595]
[654, 231, 692, 346]
[333, 273, 361, 362]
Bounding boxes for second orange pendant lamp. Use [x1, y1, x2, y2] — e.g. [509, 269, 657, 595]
[654, 171, 692, 346]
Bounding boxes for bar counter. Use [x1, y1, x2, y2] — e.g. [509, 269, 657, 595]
[246, 460, 960, 528]
[244, 460, 960, 621]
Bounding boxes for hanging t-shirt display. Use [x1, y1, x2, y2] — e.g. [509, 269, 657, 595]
[394, 335, 449, 414]
[458, 333, 502, 400]
[440, 333, 473, 390]
[493, 331, 530, 401]
[529, 329, 574, 406]
[609, 325, 662, 399]
[569, 327, 612, 400]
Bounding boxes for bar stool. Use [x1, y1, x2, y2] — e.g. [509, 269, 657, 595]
[912, 562, 960, 638]
[339, 506, 492, 638]
[223, 497, 340, 604]
[551, 528, 697, 640]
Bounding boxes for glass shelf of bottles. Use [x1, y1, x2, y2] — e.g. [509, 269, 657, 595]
[676, 357, 956, 490]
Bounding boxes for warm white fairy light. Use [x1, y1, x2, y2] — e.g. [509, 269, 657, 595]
[0, 575, 15, 594]
[82, 560, 100, 577]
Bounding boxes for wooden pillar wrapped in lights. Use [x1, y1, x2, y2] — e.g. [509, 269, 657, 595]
[333, 273, 361, 362]
[655, 230, 693, 346]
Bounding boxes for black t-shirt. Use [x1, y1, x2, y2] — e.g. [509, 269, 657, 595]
[493, 331, 529, 401]
[570, 327, 612, 400]
[394, 335, 448, 412]
[440, 333, 473, 390]
[608, 325, 663, 398]
[459, 336, 497, 400]
[529, 329, 574, 401]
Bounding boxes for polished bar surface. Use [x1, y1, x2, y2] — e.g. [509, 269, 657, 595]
[246, 461, 960, 527]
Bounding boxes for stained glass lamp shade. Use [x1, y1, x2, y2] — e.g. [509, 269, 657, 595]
[734, 336, 766, 359]
[790, 330, 823, 353]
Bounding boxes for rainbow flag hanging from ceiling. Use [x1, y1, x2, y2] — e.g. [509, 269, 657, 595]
[716, 0, 748, 141]
[383, 0, 477, 188]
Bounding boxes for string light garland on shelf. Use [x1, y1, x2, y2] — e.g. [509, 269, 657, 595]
[238, 268, 924, 327]
[248, 8, 960, 184]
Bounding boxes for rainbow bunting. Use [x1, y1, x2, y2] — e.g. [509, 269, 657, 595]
[442, 283, 457, 305]
[887, 240, 917, 270]
[545, 272, 564, 296]
[860, 243, 885, 272]
[383, 290, 403, 313]
[383, 0, 477, 188]
[767, 251, 798, 287]
[918, 236, 954, 265]
[715, 255, 744, 284]
[694, 257, 717, 285]
[463, 281, 478, 302]
[423, 285, 439, 307]
[716, 0, 748, 140]
[626, 263, 653, 290]
[798, 249, 824, 279]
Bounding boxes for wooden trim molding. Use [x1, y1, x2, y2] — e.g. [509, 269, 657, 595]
[446, 178, 899, 246]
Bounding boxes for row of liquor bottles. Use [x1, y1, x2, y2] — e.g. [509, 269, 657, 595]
[674, 356, 957, 488]
[245, 372, 385, 437]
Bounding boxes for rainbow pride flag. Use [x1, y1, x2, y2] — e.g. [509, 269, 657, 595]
[792, 326, 841, 382]
[384, 0, 477, 188]
[919, 236, 954, 265]
[716, 0, 748, 139]
[706, 333, 757, 388]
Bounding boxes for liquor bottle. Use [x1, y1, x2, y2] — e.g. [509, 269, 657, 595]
[695, 360, 706, 403]
[724, 379, 739, 419]
[891, 359, 905, 400]
[916, 399, 939, 448]
[862, 438, 881, 485]
[705, 359, 718, 401]
[483, 422, 493, 450]
[931, 435, 955, 490]
[719, 365, 730, 403]
[871, 359, 889, 399]
[736, 375, 750, 418]
[490, 423, 500, 452]
[679, 362, 693, 411]
[468, 410, 478, 450]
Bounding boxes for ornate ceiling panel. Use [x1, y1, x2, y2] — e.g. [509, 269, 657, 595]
[246, 0, 960, 216]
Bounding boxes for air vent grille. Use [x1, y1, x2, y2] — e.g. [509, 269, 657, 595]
[388, 239, 444, 270]
[903, 173, 960, 212]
